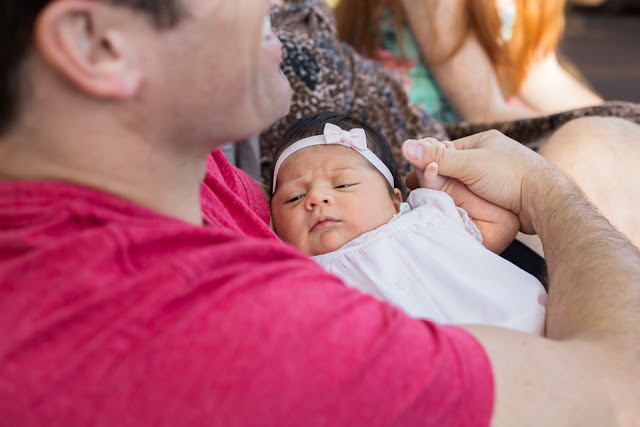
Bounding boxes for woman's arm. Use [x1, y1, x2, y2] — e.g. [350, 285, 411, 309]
[516, 52, 603, 114]
[401, 0, 538, 122]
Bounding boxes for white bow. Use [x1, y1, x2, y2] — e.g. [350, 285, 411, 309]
[323, 123, 367, 150]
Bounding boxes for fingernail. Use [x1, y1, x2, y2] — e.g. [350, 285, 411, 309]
[405, 140, 423, 160]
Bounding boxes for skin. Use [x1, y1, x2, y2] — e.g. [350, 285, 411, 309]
[517, 51, 604, 114]
[538, 116, 640, 248]
[399, 0, 640, 251]
[0, 0, 291, 224]
[407, 117, 640, 253]
[398, 0, 602, 122]
[406, 138, 521, 253]
[271, 145, 402, 256]
[273, 138, 519, 255]
[402, 132, 640, 425]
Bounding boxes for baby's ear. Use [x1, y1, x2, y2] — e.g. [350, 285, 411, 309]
[393, 188, 403, 212]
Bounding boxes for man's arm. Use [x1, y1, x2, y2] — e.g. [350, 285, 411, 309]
[402, 132, 640, 425]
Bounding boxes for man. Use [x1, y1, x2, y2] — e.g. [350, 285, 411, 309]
[0, 1, 638, 426]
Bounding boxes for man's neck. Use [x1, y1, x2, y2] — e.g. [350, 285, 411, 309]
[0, 119, 209, 225]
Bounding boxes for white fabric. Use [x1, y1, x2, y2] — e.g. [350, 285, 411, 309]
[313, 188, 547, 335]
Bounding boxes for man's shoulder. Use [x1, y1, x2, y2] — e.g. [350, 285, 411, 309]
[202, 150, 272, 233]
[0, 177, 286, 294]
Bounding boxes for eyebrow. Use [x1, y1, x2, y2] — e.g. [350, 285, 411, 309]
[275, 166, 367, 193]
[279, 167, 364, 184]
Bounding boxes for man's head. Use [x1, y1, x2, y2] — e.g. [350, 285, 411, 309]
[0, 0, 291, 147]
[0, 0, 183, 135]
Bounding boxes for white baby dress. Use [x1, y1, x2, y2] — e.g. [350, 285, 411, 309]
[313, 188, 547, 335]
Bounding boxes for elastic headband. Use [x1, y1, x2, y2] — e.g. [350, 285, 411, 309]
[272, 123, 394, 192]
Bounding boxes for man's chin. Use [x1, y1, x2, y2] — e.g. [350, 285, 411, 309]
[270, 77, 293, 121]
[250, 76, 291, 128]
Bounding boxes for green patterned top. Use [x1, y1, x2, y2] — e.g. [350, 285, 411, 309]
[377, 8, 460, 123]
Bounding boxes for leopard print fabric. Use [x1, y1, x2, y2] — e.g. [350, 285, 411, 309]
[262, 0, 447, 186]
[261, 0, 640, 185]
[444, 102, 640, 149]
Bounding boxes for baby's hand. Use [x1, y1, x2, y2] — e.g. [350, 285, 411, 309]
[411, 138, 455, 191]
[406, 138, 520, 254]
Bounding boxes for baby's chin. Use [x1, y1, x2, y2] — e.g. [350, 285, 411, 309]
[305, 234, 353, 256]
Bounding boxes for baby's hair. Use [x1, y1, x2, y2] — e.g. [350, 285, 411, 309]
[272, 111, 406, 196]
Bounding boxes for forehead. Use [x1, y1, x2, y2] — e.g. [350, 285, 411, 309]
[277, 145, 373, 179]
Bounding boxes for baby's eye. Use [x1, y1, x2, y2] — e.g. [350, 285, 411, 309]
[286, 194, 304, 203]
[336, 183, 356, 189]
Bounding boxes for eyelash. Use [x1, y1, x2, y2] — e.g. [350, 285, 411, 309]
[284, 183, 357, 204]
[286, 195, 304, 203]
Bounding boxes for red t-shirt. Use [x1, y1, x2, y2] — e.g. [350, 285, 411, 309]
[0, 149, 494, 426]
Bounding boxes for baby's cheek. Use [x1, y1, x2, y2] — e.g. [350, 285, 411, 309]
[278, 226, 300, 246]
[279, 224, 310, 253]
[272, 212, 293, 241]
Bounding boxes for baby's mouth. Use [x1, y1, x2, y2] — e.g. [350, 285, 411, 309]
[310, 216, 340, 232]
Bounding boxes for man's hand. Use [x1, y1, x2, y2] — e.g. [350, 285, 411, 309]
[405, 129, 640, 425]
[402, 130, 550, 235]
[406, 138, 520, 254]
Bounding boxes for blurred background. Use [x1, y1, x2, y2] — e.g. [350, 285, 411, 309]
[561, 0, 640, 102]
[326, 0, 640, 103]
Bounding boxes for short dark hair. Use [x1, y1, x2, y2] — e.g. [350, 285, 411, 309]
[272, 111, 407, 196]
[0, 0, 185, 135]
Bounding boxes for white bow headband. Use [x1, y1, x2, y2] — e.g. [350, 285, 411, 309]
[272, 123, 395, 192]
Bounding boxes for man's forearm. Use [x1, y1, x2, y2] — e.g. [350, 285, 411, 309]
[527, 166, 640, 340]
[401, 132, 640, 423]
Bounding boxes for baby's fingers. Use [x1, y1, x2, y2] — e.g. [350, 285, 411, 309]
[402, 138, 468, 181]
[418, 138, 451, 150]
[420, 162, 440, 190]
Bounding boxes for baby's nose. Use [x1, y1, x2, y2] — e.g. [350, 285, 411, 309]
[306, 189, 332, 209]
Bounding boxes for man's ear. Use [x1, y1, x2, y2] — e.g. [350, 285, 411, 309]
[393, 188, 403, 212]
[35, 0, 142, 100]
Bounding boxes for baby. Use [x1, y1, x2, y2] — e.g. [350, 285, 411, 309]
[270, 112, 546, 334]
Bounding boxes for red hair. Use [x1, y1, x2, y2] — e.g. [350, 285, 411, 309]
[334, 0, 566, 95]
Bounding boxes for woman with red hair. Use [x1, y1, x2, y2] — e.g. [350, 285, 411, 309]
[334, 0, 602, 122]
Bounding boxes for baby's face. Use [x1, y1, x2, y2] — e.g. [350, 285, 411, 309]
[271, 145, 401, 256]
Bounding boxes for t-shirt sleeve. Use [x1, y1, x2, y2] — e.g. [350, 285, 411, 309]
[201, 150, 274, 236]
[105, 237, 495, 426]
